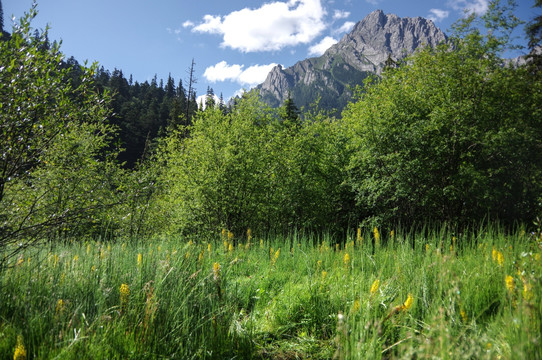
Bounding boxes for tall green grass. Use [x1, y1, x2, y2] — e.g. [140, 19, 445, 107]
[1, 227, 540, 359]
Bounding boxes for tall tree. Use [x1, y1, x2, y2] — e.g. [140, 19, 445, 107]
[205, 86, 216, 109]
[279, 92, 301, 130]
[165, 73, 175, 98]
[0, 5, 118, 262]
[185, 58, 197, 123]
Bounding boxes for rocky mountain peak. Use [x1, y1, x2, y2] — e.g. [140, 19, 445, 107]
[257, 10, 447, 111]
[326, 10, 447, 74]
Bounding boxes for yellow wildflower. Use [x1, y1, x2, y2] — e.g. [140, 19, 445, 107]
[353, 299, 361, 312]
[223, 241, 229, 251]
[227, 231, 234, 242]
[317, 260, 322, 269]
[86, 244, 91, 255]
[492, 248, 504, 266]
[137, 253, 142, 267]
[13, 335, 26, 360]
[321, 270, 328, 280]
[213, 262, 221, 280]
[390, 230, 395, 239]
[402, 294, 414, 311]
[221, 228, 226, 239]
[198, 250, 205, 262]
[356, 227, 362, 246]
[120, 283, 130, 308]
[425, 244, 430, 253]
[91, 265, 96, 272]
[271, 248, 280, 266]
[370, 279, 380, 295]
[505, 275, 515, 293]
[343, 253, 351, 267]
[247, 228, 252, 241]
[228, 243, 233, 253]
[374, 227, 380, 246]
[55, 299, 65, 315]
[208, 243, 212, 252]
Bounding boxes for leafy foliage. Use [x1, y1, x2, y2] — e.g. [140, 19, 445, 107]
[342, 2, 542, 227]
[0, 5, 120, 255]
[157, 93, 353, 237]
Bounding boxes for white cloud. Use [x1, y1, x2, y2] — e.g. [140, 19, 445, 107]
[427, 9, 450, 22]
[193, 15, 223, 34]
[192, 0, 327, 52]
[238, 64, 278, 86]
[204, 61, 277, 87]
[308, 36, 337, 56]
[203, 61, 243, 82]
[182, 20, 195, 28]
[333, 10, 350, 20]
[365, 0, 381, 5]
[336, 21, 355, 34]
[449, 0, 489, 15]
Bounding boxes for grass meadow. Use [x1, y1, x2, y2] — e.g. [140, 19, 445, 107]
[1, 227, 541, 359]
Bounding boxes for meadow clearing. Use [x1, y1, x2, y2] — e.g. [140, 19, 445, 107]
[1, 226, 541, 359]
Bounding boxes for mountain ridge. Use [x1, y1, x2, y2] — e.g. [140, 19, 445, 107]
[256, 9, 448, 113]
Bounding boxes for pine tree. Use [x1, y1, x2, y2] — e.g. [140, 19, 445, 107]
[384, 53, 397, 70]
[280, 92, 301, 130]
[165, 74, 175, 98]
[205, 86, 215, 109]
[219, 92, 227, 113]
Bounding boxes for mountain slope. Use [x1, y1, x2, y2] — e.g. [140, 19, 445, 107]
[256, 10, 447, 113]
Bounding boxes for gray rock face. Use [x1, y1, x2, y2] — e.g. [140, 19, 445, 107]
[257, 10, 447, 108]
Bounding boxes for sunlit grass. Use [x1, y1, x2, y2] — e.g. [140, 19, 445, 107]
[0, 227, 540, 359]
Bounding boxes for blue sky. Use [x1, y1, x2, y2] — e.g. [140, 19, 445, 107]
[3, 0, 537, 100]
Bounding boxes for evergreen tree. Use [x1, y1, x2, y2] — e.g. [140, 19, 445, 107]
[384, 53, 397, 70]
[205, 86, 216, 109]
[279, 92, 301, 130]
[165, 73, 175, 98]
[219, 92, 227, 114]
